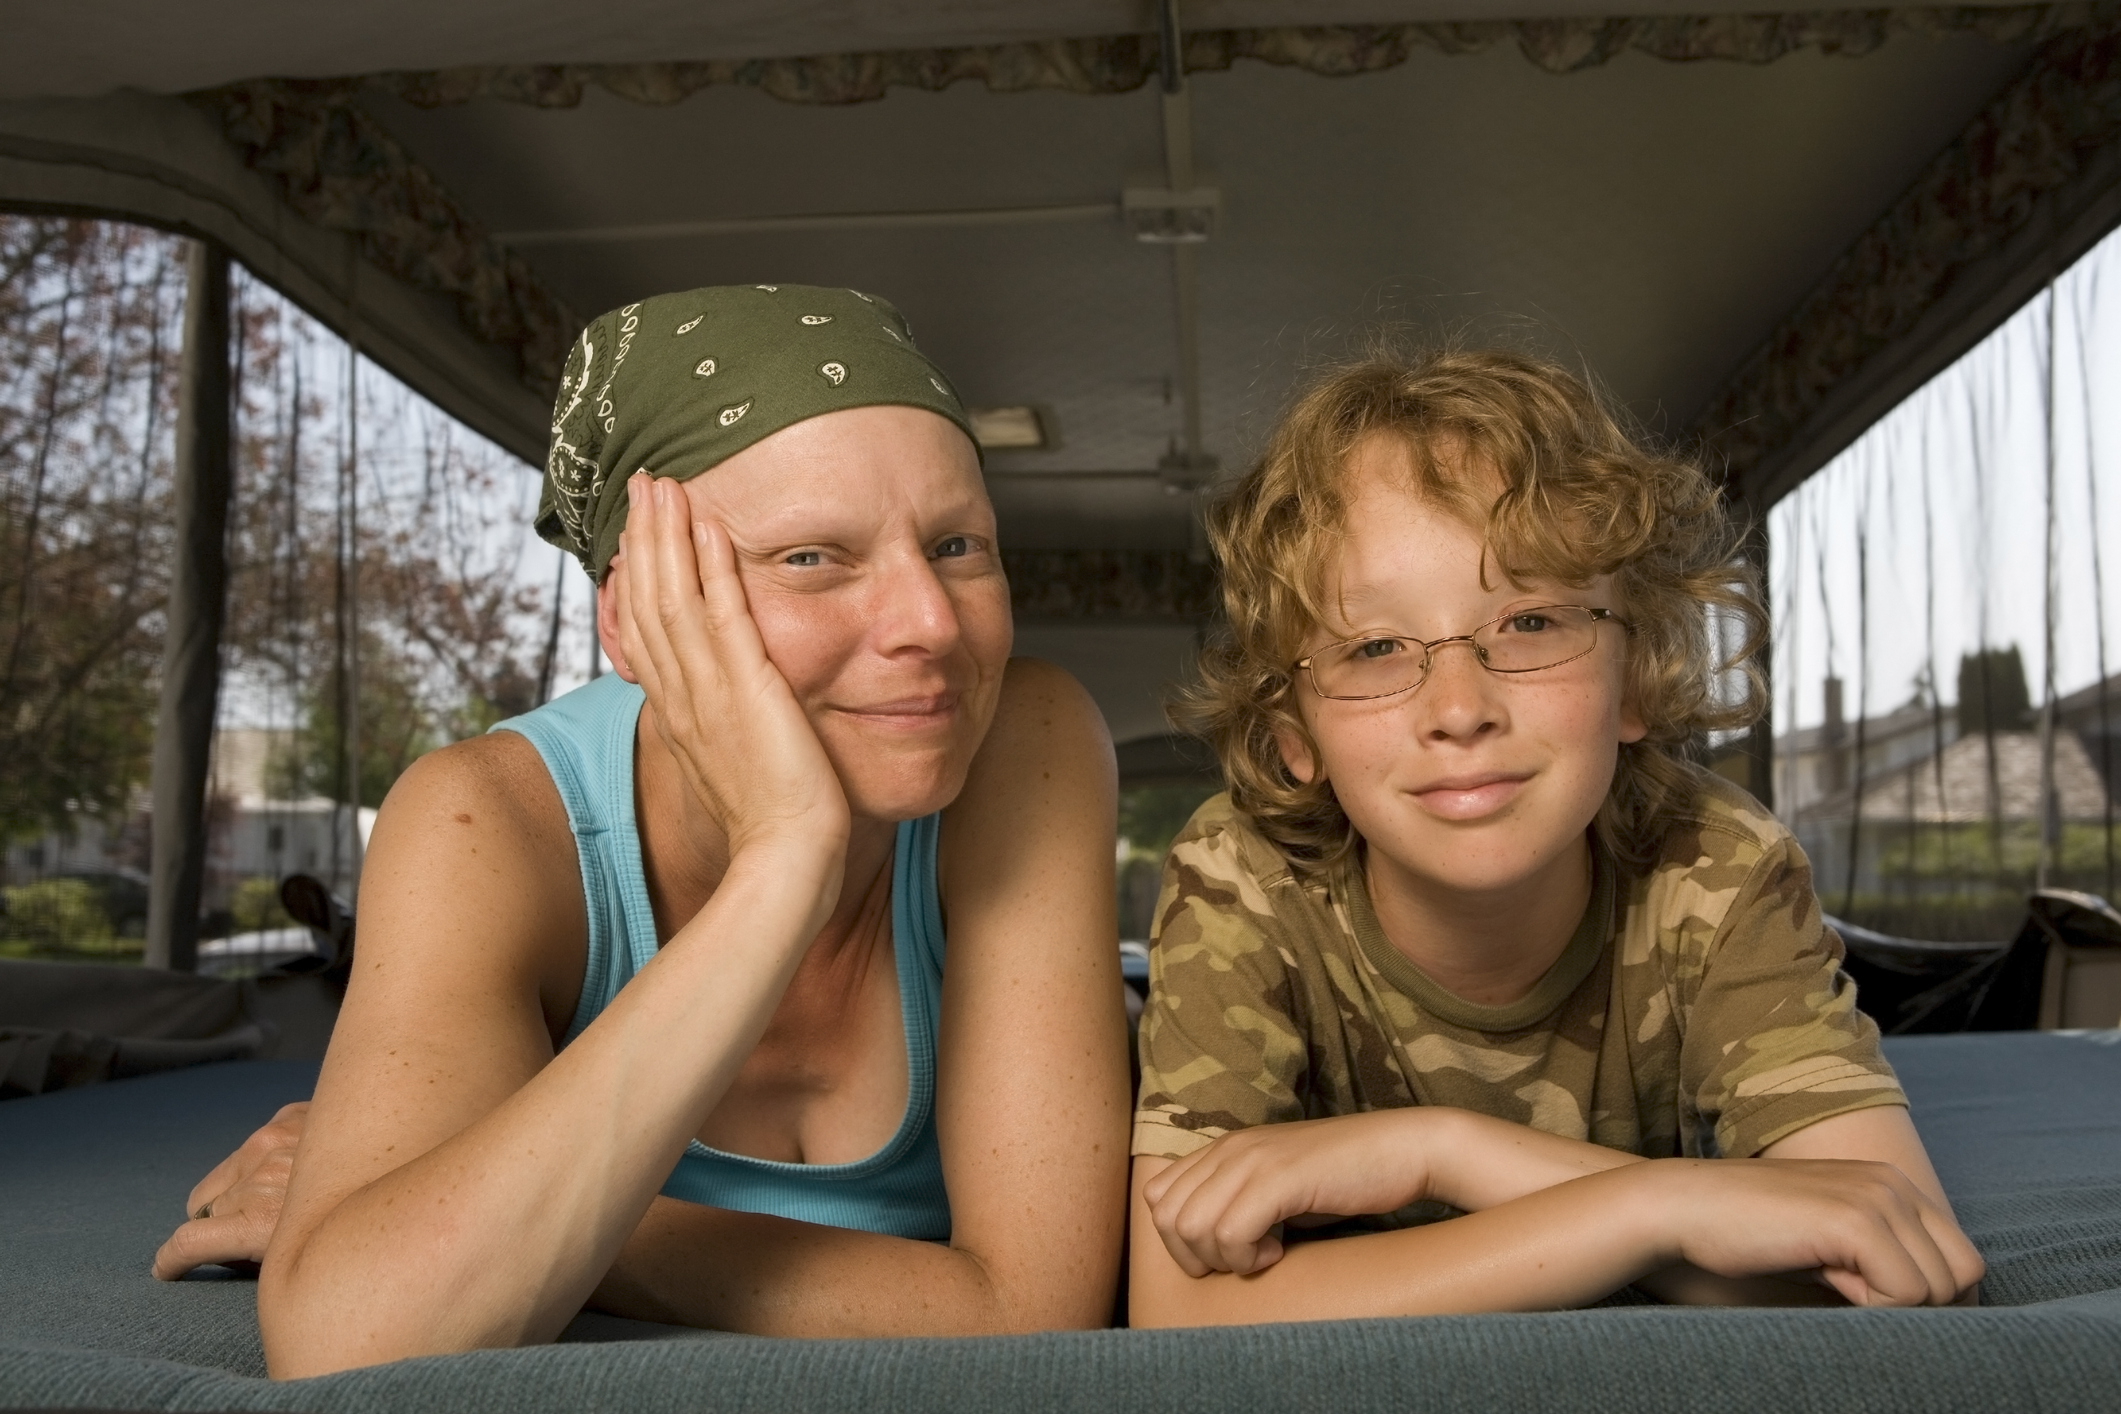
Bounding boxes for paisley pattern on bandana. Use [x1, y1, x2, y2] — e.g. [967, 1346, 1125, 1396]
[536, 284, 976, 580]
[1133, 769, 1904, 1213]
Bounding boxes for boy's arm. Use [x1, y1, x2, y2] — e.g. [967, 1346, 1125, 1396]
[1130, 1102, 1982, 1315]
[1762, 1106, 1952, 1212]
[1129, 1146, 1978, 1326]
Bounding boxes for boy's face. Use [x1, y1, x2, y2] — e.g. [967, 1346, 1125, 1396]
[1277, 435, 1647, 898]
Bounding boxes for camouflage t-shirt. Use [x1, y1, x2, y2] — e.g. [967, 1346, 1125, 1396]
[1134, 772, 1903, 1190]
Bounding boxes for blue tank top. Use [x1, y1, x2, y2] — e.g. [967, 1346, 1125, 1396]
[491, 673, 953, 1241]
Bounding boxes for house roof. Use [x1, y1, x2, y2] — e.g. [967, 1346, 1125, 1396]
[1850, 730, 2113, 823]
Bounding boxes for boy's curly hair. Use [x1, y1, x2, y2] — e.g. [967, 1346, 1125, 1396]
[1175, 347, 1765, 873]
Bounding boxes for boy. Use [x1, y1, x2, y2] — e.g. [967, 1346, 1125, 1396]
[1129, 351, 1983, 1324]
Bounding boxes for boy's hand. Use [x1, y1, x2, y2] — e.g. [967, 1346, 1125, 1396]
[1141, 1112, 1440, 1277]
[1652, 1157, 1985, 1307]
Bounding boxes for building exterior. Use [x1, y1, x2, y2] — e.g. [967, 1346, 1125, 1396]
[1778, 671, 2121, 937]
[3, 728, 370, 924]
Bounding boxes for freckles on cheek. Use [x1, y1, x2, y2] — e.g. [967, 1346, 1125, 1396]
[1313, 714, 1389, 784]
[961, 587, 1014, 668]
[747, 590, 857, 689]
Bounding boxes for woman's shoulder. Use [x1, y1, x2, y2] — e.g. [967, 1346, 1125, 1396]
[955, 656, 1114, 789]
[387, 729, 565, 822]
[359, 731, 589, 1019]
[370, 731, 578, 884]
[935, 656, 1113, 883]
[994, 654, 1108, 727]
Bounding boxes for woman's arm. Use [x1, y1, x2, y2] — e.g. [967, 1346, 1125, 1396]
[588, 658, 1132, 1334]
[260, 481, 852, 1376]
[151, 1102, 308, 1280]
[258, 751, 844, 1373]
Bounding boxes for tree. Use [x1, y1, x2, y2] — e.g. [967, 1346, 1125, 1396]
[0, 214, 555, 850]
[0, 219, 181, 842]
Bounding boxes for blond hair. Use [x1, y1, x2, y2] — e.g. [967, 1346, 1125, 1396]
[1176, 348, 1764, 873]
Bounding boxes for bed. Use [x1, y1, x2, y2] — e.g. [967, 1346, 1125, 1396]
[2, 1032, 2119, 1413]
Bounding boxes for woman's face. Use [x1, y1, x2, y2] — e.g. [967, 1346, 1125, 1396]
[604, 404, 1012, 822]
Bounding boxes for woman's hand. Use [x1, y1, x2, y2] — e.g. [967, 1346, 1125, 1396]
[151, 1102, 308, 1280]
[616, 474, 849, 881]
[1649, 1157, 1985, 1307]
[1142, 1112, 1443, 1277]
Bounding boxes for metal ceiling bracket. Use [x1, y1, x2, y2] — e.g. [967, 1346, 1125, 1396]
[1148, 0, 1216, 504]
[1122, 185, 1219, 244]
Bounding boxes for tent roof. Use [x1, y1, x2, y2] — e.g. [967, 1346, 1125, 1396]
[1, 1, 2024, 100]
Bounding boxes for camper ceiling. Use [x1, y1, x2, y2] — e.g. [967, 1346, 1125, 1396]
[0, 4, 2050, 515]
[0, 3, 2098, 747]
[352, 36, 2022, 536]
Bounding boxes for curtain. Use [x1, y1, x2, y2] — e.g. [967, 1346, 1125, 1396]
[1770, 225, 2121, 942]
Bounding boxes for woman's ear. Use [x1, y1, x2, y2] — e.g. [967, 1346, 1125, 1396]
[1274, 723, 1321, 785]
[595, 566, 638, 684]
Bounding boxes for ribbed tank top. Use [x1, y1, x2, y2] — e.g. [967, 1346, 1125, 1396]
[491, 673, 953, 1241]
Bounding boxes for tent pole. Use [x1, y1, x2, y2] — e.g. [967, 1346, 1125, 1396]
[146, 239, 233, 973]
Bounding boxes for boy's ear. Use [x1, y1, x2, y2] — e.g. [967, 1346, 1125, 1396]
[1274, 723, 1321, 785]
[595, 566, 638, 684]
[1618, 689, 1649, 745]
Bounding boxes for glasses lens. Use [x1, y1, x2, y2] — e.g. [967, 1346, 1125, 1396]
[1473, 606, 1598, 672]
[1313, 636, 1424, 698]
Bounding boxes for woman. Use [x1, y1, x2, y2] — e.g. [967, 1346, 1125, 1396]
[158, 286, 1131, 1376]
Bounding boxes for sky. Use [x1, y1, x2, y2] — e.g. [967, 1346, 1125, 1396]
[215, 279, 604, 732]
[1770, 223, 2121, 737]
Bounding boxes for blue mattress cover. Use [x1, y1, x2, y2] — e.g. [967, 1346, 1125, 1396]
[2, 1033, 2119, 1413]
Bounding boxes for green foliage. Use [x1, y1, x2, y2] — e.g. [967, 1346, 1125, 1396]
[0, 219, 181, 844]
[1118, 780, 1222, 864]
[1844, 818, 2121, 941]
[1956, 647, 2032, 735]
[1832, 894, 2028, 944]
[2, 879, 114, 950]
[2, 214, 556, 846]
[283, 630, 438, 808]
[1875, 820, 2120, 880]
[229, 875, 292, 932]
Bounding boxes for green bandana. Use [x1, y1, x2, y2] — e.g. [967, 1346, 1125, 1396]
[538, 284, 976, 580]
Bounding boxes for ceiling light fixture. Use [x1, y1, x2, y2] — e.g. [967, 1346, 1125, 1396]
[967, 406, 1054, 451]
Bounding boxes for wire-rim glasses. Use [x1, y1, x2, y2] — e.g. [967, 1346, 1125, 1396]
[1295, 605, 1621, 701]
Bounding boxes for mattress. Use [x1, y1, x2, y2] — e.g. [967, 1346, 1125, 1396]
[2, 1033, 2119, 1413]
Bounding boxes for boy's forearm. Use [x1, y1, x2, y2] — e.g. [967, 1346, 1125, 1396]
[1130, 1162, 1672, 1327]
[1422, 1109, 1642, 1211]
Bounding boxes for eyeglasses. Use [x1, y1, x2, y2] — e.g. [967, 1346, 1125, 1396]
[1295, 604, 1621, 701]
